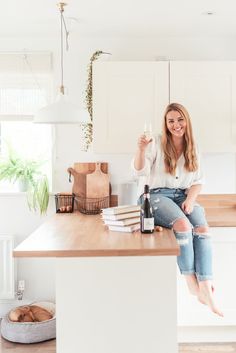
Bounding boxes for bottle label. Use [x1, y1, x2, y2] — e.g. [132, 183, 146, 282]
[143, 218, 154, 230]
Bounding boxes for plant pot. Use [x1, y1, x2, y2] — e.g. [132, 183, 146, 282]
[17, 179, 28, 192]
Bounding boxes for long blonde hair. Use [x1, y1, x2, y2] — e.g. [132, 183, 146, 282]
[161, 103, 198, 175]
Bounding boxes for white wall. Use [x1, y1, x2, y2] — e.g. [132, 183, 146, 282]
[0, 194, 56, 302]
[0, 35, 236, 301]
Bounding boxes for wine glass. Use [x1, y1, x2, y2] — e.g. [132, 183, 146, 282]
[144, 122, 153, 142]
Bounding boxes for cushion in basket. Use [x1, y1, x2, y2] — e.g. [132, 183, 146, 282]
[1, 301, 56, 344]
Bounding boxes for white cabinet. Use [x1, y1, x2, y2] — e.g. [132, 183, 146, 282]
[170, 61, 236, 152]
[93, 61, 169, 153]
[93, 61, 236, 153]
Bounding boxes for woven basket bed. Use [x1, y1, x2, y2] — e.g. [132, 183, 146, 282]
[1, 301, 56, 344]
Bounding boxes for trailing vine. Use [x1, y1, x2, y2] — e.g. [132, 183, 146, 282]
[81, 50, 111, 151]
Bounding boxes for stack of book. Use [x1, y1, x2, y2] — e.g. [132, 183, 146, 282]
[101, 205, 141, 232]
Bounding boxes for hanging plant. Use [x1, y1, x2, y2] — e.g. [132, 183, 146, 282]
[82, 50, 111, 151]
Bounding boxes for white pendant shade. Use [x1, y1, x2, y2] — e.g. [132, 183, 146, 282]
[34, 3, 91, 125]
[34, 94, 87, 124]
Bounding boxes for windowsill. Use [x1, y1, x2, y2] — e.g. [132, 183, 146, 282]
[0, 191, 54, 196]
[0, 191, 27, 196]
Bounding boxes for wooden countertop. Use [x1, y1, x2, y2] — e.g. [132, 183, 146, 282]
[13, 212, 179, 258]
[197, 194, 236, 227]
[13, 194, 236, 258]
[205, 208, 236, 227]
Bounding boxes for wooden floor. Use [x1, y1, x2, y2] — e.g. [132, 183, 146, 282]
[0, 334, 56, 353]
[0, 320, 236, 353]
[179, 343, 236, 352]
[1, 334, 236, 353]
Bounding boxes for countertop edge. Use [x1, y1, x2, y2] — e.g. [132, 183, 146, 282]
[13, 248, 180, 258]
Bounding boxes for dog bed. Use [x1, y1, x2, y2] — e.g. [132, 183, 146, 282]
[1, 301, 56, 344]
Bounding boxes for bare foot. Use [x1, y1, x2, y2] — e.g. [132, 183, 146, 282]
[198, 280, 224, 317]
[184, 274, 199, 296]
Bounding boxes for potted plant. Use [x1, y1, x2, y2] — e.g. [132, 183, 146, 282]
[0, 149, 49, 215]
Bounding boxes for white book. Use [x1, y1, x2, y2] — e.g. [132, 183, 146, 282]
[108, 223, 140, 233]
[102, 205, 140, 215]
[102, 211, 140, 221]
[103, 217, 140, 226]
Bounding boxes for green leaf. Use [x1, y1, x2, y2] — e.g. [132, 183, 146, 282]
[0, 146, 49, 215]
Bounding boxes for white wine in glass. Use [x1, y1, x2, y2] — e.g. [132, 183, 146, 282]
[144, 122, 153, 142]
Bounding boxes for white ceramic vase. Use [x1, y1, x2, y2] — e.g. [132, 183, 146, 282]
[17, 179, 28, 192]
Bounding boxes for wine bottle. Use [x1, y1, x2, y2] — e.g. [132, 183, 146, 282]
[140, 184, 154, 233]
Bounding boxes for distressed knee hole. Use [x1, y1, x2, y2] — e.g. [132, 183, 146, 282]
[193, 226, 210, 238]
[173, 218, 191, 232]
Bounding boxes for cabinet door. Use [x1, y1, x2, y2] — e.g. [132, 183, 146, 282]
[93, 62, 169, 153]
[170, 61, 236, 152]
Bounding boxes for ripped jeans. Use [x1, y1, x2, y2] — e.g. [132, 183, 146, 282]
[139, 188, 212, 281]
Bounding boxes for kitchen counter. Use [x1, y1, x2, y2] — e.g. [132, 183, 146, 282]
[13, 211, 179, 257]
[13, 211, 179, 353]
[13, 195, 236, 353]
[197, 194, 236, 227]
[12, 194, 236, 353]
[205, 207, 236, 227]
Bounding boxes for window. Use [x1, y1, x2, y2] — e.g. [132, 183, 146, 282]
[0, 52, 53, 192]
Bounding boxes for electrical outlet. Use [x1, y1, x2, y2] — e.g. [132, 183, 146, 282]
[18, 280, 25, 291]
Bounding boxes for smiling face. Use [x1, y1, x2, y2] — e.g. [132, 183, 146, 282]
[162, 103, 197, 174]
[166, 110, 186, 138]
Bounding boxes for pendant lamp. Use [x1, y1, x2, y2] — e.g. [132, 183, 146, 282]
[34, 2, 82, 124]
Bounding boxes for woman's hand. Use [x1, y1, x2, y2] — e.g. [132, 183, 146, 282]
[134, 134, 153, 170]
[181, 199, 194, 214]
[138, 134, 152, 152]
[182, 184, 202, 214]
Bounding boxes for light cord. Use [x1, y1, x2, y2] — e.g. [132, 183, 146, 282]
[60, 8, 64, 94]
[59, 4, 69, 95]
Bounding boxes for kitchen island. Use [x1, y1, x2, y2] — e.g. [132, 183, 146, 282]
[14, 212, 180, 353]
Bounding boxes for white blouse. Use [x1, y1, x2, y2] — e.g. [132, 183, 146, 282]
[131, 135, 204, 197]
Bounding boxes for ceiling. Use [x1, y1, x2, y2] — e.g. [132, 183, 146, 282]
[1, 0, 236, 39]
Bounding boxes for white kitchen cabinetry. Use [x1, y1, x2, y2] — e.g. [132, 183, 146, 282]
[170, 61, 236, 152]
[93, 61, 169, 153]
[93, 61, 236, 153]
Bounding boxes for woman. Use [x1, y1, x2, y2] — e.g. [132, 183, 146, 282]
[132, 102, 223, 317]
